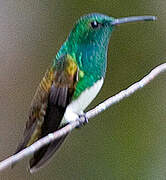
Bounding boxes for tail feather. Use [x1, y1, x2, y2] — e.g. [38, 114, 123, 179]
[29, 134, 68, 173]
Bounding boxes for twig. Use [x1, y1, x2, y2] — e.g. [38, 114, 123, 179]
[0, 63, 166, 172]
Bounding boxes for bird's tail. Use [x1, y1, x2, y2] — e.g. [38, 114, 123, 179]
[12, 132, 68, 172]
[29, 134, 68, 173]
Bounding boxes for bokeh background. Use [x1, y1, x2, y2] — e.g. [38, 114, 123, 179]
[0, 0, 166, 179]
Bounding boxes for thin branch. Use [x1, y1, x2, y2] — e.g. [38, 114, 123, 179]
[0, 63, 166, 172]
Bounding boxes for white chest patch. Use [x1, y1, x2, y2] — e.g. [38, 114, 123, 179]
[61, 78, 104, 125]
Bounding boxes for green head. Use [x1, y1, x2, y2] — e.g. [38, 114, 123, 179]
[66, 13, 156, 49]
[57, 13, 156, 78]
[68, 13, 115, 46]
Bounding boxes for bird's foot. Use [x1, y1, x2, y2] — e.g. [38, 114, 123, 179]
[76, 113, 88, 128]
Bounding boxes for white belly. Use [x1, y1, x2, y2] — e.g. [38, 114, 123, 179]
[61, 78, 104, 125]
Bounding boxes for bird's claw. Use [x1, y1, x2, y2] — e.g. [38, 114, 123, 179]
[76, 113, 88, 128]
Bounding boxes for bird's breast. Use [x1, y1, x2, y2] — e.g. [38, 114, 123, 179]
[61, 78, 104, 125]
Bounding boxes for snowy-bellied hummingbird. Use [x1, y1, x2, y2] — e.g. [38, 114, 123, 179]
[15, 13, 156, 173]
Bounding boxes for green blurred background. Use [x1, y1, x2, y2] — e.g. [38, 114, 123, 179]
[0, 0, 166, 179]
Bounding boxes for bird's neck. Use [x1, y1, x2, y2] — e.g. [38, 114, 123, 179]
[56, 38, 111, 80]
[76, 43, 108, 79]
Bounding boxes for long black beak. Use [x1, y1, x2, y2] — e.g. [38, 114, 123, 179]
[111, 16, 157, 25]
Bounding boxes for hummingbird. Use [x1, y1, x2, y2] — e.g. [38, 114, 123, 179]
[15, 13, 156, 173]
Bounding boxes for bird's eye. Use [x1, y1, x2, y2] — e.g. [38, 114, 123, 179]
[90, 21, 100, 29]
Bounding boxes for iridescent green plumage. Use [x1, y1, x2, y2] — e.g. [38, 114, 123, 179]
[55, 14, 115, 99]
[14, 13, 156, 172]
